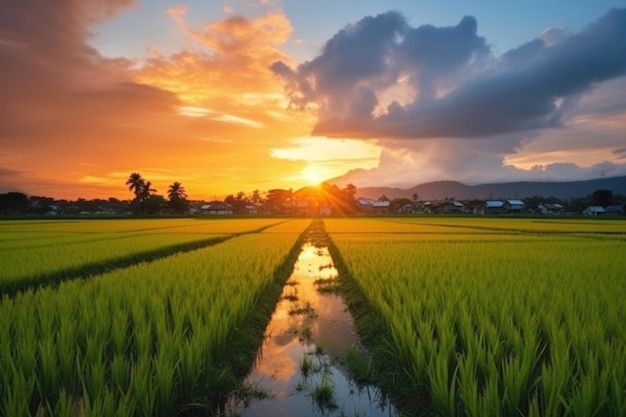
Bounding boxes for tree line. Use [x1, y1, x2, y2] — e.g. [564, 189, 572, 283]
[125, 172, 188, 215]
[0, 174, 623, 216]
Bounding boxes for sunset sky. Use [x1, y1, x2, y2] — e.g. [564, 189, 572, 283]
[1, 1, 625, 200]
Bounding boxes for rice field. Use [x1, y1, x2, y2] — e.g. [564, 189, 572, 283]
[325, 217, 626, 416]
[0, 218, 308, 416]
[1, 216, 625, 416]
[0, 218, 284, 295]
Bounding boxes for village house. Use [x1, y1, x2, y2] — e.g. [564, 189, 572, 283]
[440, 200, 465, 214]
[484, 200, 507, 214]
[604, 204, 625, 216]
[582, 206, 606, 216]
[537, 203, 565, 215]
[199, 203, 233, 215]
[357, 198, 391, 214]
[504, 199, 525, 213]
[465, 200, 486, 215]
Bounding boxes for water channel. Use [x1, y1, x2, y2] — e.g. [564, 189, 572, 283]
[226, 240, 399, 417]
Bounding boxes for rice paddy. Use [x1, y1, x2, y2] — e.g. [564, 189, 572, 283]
[1, 216, 625, 416]
[325, 217, 626, 416]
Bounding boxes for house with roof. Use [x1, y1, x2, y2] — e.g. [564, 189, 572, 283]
[485, 200, 507, 214]
[357, 198, 391, 214]
[441, 200, 465, 214]
[582, 206, 606, 216]
[537, 203, 565, 215]
[504, 199, 525, 213]
[200, 203, 233, 215]
[604, 204, 625, 216]
[465, 200, 485, 215]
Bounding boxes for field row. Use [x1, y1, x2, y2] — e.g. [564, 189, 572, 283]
[0, 218, 293, 295]
[2, 217, 624, 417]
[324, 217, 626, 238]
[326, 218, 626, 417]
[0, 219, 311, 416]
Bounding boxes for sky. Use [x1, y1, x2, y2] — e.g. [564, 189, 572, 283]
[1, 0, 625, 200]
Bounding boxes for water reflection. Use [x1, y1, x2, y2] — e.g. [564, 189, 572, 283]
[230, 243, 398, 417]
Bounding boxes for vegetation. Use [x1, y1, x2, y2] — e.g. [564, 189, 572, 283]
[1, 217, 625, 416]
[326, 217, 626, 416]
[0, 218, 284, 295]
[0, 219, 310, 416]
[1, 178, 624, 216]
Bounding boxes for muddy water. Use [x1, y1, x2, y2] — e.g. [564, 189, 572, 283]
[229, 243, 398, 417]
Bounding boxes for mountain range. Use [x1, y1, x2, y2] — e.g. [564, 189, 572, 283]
[353, 176, 626, 201]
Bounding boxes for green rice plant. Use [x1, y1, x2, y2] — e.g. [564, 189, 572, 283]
[328, 217, 626, 416]
[0, 221, 309, 415]
[129, 355, 156, 417]
[0, 232, 229, 295]
[2, 364, 34, 417]
[177, 340, 205, 403]
[37, 337, 59, 404]
[301, 354, 313, 377]
[110, 353, 129, 394]
[154, 351, 177, 417]
[53, 388, 75, 417]
[426, 353, 457, 417]
[311, 374, 337, 411]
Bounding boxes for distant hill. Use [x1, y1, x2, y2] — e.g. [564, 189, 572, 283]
[354, 176, 626, 201]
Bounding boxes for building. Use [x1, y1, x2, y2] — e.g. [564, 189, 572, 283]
[537, 203, 565, 215]
[357, 198, 391, 214]
[604, 204, 625, 216]
[582, 206, 606, 216]
[504, 199, 525, 213]
[199, 203, 233, 215]
[440, 201, 465, 214]
[485, 200, 506, 214]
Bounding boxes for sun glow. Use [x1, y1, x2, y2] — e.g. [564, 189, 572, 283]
[304, 170, 322, 186]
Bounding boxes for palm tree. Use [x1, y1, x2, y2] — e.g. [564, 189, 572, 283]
[168, 182, 188, 214]
[140, 181, 157, 202]
[167, 182, 187, 201]
[126, 172, 145, 214]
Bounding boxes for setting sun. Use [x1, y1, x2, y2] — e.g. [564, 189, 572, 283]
[304, 170, 322, 186]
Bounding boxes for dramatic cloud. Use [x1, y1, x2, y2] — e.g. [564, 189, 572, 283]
[274, 8, 626, 140]
[137, 9, 296, 120]
[272, 8, 626, 187]
[0, 1, 314, 198]
[2, 2, 625, 198]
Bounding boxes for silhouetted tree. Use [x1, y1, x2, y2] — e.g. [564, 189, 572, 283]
[224, 192, 249, 214]
[412, 192, 419, 202]
[168, 182, 188, 214]
[391, 198, 412, 213]
[251, 189, 262, 204]
[126, 172, 146, 214]
[140, 181, 157, 202]
[167, 182, 187, 201]
[0, 192, 29, 214]
[143, 195, 165, 215]
[338, 184, 358, 214]
[591, 189, 613, 207]
[265, 189, 294, 214]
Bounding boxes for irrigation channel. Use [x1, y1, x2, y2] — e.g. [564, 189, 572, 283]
[225, 225, 398, 417]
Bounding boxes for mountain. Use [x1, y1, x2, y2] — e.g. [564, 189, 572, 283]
[353, 176, 626, 201]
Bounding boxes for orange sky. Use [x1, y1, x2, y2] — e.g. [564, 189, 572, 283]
[0, 1, 380, 200]
[1, 1, 625, 200]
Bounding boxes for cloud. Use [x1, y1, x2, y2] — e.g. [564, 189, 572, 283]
[0, 1, 317, 199]
[273, 8, 626, 188]
[136, 9, 297, 121]
[0, 0, 180, 145]
[274, 8, 626, 140]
